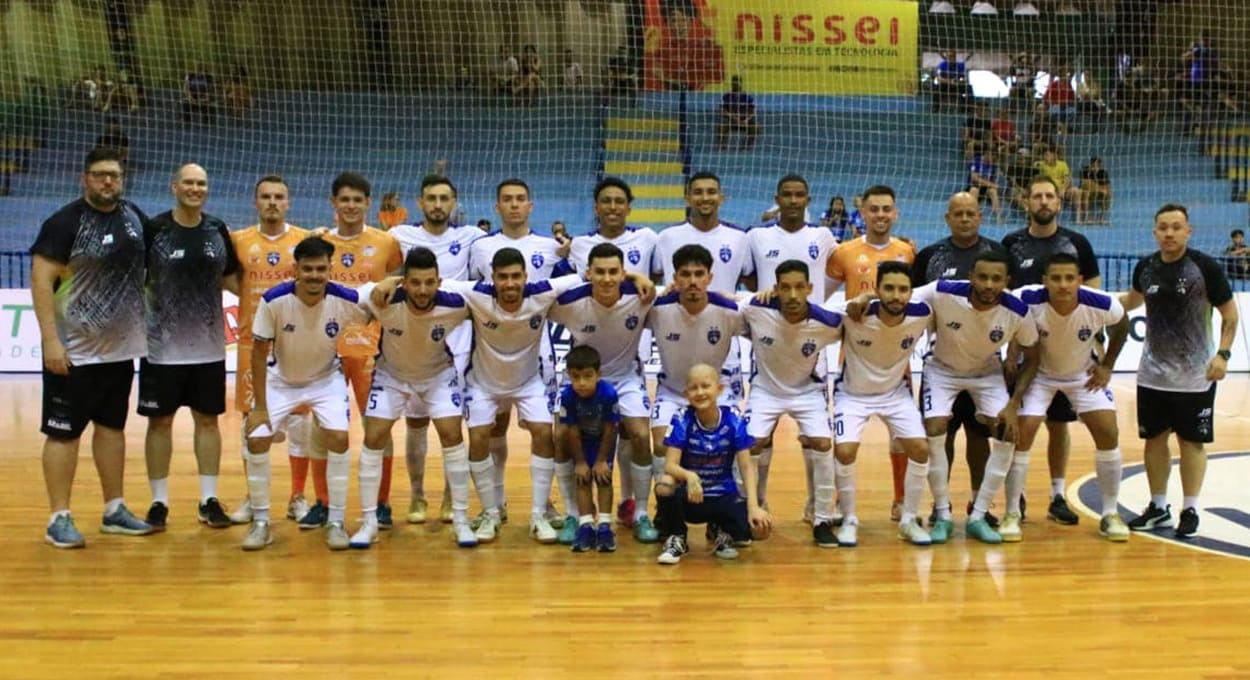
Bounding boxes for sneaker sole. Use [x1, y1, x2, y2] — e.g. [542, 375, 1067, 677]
[348, 542, 375, 550]
[100, 525, 157, 536]
[1047, 513, 1080, 526]
[597, 545, 617, 553]
[531, 534, 558, 544]
[45, 536, 86, 549]
[241, 537, 274, 551]
[378, 523, 393, 531]
[327, 542, 350, 551]
[198, 517, 232, 529]
[457, 540, 479, 548]
[1129, 517, 1174, 531]
[657, 557, 681, 565]
[899, 534, 933, 546]
[1100, 530, 1130, 543]
[1000, 532, 1023, 543]
[815, 541, 838, 548]
[298, 523, 326, 531]
[407, 514, 427, 524]
[1175, 527, 1198, 539]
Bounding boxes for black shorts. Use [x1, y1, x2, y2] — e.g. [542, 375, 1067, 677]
[41, 360, 135, 439]
[948, 390, 992, 437]
[1137, 384, 1216, 443]
[137, 359, 226, 417]
[660, 486, 752, 542]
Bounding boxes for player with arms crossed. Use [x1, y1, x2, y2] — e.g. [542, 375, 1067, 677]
[559, 345, 622, 552]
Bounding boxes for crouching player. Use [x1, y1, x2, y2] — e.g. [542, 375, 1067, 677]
[560, 346, 622, 553]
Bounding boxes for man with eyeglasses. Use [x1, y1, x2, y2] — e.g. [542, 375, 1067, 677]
[30, 146, 155, 548]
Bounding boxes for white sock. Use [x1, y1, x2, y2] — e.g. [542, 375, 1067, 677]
[1094, 447, 1122, 516]
[756, 446, 773, 505]
[286, 412, 310, 458]
[199, 475, 217, 502]
[555, 459, 578, 518]
[246, 452, 271, 521]
[901, 458, 929, 524]
[48, 509, 71, 527]
[358, 445, 384, 516]
[327, 450, 350, 524]
[490, 436, 508, 508]
[442, 443, 471, 521]
[597, 512, 612, 526]
[469, 457, 499, 513]
[530, 456, 555, 517]
[406, 425, 429, 498]
[617, 438, 634, 502]
[1005, 452, 1030, 515]
[834, 458, 856, 520]
[809, 448, 836, 523]
[1050, 478, 1065, 498]
[972, 439, 1014, 521]
[104, 497, 124, 516]
[1182, 495, 1198, 511]
[651, 455, 666, 479]
[578, 513, 594, 526]
[631, 462, 653, 519]
[150, 477, 169, 505]
[1151, 493, 1168, 508]
[927, 435, 952, 520]
[802, 447, 816, 505]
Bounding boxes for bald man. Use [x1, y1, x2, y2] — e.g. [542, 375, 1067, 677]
[140, 163, 241, 531]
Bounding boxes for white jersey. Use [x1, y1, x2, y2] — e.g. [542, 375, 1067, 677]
[1018, 285, 1124, 380]
[357, 281, 471, 383]
[653, 221, 754, 294]
[548, 281, 652, 380]
[913, 280, 1038, 377]
[469, 230, 563, 281]
[569, 227, 658, 277]
[747, 222, 838, 302]
[741, 299, 844, 397]
[838, 300, 933, 396]
[388, 222, 484, 281]
[646, 291, 745, 394]
[252, 282, 369, 387]
[447, 275, 582, 392]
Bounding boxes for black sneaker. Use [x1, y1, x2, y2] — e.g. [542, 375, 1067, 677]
[376, 502, 393, 531]
[298, 500, 329, 530]
[813, 521, 837, 548]
[1127, 502, 1173, 531]
[1047, 495, 1080, 525]
[1175, 507, 1199, 538]
[146, 501, 169, 532]
[198, 498, 231, 528]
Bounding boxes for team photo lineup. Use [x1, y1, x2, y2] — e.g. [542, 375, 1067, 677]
[32, 145, 1240, 563]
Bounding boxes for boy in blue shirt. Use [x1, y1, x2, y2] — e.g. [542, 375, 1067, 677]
[655, 364, 772, 564]
[558, 345, 621, 552]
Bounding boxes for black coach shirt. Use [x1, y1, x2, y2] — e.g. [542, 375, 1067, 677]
[1002, 226, 1099, 286]
[912, 235, 1013, 287]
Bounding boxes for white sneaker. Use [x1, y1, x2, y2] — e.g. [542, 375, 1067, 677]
[325, 521, 350, 551]
[529, 514, 558, 544]
[474, 513, 500, 543]
[241, 520, 272, 551]
[898, 518, 932, 546]
[349, 520, 379, 549]
[229, 497, 254, 525]
[836, 518, 859, 547]
[286, 494, 310, 521]
[438, 498, 453, 524]
[453, 521, 479, 548]
[1100, 514, 1130, 543]
[1000, 512, 1023, 543]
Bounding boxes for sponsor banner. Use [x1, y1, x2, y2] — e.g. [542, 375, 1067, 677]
[642, 0, 919, 95]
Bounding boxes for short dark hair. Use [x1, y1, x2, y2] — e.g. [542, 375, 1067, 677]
[332, 171, 371, 198]
[594, 176, 634, 203]
[404, 246, 439, 275]
[294, 236, 335, 262]
[685, 171, 721, 193]
[776, 174, 809, 194]
[421, 174, 457, 197]
[254, 174, 286, 196]
[672, 244, 713, 271]
[565, 345, 602, 372]
[1155, 203, 1189, 220]
[973, 249, 1012, 271]
[84, 146, 123, 172]
[1043, 252, 1081, 274]
[876, 260, 912, 285]
[477, 219, 492, 229]
[862, 184, 896, 202]
[588, 242, 624, 265]
[496, 178, 530, 200]
[1233, 229, 1245, 238]
[774, 259, 809, 281]
[491, 246, 526, 271]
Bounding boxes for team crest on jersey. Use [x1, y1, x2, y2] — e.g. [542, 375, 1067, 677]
[325, 321, 340, 338]
[719, 245, 732, 263]
[628, 248, 641, 265]
[801, 339, 818, 357]
[989, 326, 1004, 343]
[901, 336, 914, 350]
[529, 315, 543, 329]
[431, 325, 445, 342]
[808, 243, 820, 259]
[1078, 326, 1092, 342]
[341, 252, 355, 268]
[267, 251, 281, 266]
[707, 327, 721, 344]
[531, 252, 545, 269]
[450, 241, 461, 256]
[625, 314, 639, 330]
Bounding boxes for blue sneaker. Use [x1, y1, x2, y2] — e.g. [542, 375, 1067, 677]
[101, 504, 156, 536]
[571, 524, 596, 552]
[45, 514, 85, 549]
[557, 516, 578, 545]
[376, 502, 393, 531]
[633, 516, 659, 543]
[596, 523, 617, 552]
[966, 518, 1003, 544]
[298, 501, 328, 530]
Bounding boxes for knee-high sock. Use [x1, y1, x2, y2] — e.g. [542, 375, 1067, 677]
[287, 414, 310, 496]
[651, 454, 666, 479]
[469, 457, 499, 513]
[358, 445, 384, 519]
[902, 459, 929, 524]
[1005, 451, 1030, 515]
[246, 451, 272, 522]
[890, 452, 907, 502]
[927, 435, 952, 520]
[834, 459, 857, 521]
[809, 449, 836, 523]
[326, 450, 350, 524]
[490, 436, 508, 508]
[406, 425, 429, 498]
[803, 448, 816, 503]
[631, 462, 653, 519]
[756, 447, 773, 504]
[971, 438, 1014, 520]
[1095, 447, 1123, 516]
[530, 456, 555, 517]
[617, 438, 634, 502]
[554, 459, 578, 517]
[442, 443, 471, 522]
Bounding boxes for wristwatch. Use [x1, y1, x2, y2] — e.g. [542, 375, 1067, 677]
[1217, 349, 1232, 361]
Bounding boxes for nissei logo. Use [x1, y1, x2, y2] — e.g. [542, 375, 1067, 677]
[282, 323, 296, 333]
[855, 339, 872, 346]
[758, 336, 775, 346]
[580, 325, 597, 333]
[945, 321, 962, 330]
[665, 333, 681, 341]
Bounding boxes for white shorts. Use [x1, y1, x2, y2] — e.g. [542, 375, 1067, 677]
[448, 320, 472, 376]
[606, 372, 652, 419]
[541, 328, 560, 414]
[252, 372, 350, 437]
[465, 372, 553, 428]
[1020, 372, 1116, 417]
[745, 386, 832, 439]
[920, 361, 1009, 421]
[369, 366, 463, 421]
[833, 383, 926, 444]
[650, 382, 738, 430]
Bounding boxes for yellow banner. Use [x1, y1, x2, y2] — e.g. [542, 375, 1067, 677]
[706, 0, 919, 95]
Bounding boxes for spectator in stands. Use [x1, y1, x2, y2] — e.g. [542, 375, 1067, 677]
[563, 49, 584, 90]
[1006, 147, 1035, 212]
[223, 63, 253, 117]
[94, 121, 130, 171]
[476, 219, 492, 233]
[655, 0, 724, 91]
[1074, 70, 1110, 131]
[75, 68, 103, 109]
[1115, 62, 1161, 132]
[932, 50, 970, 112]
[1179, 33, 1216, 117]
[1079, 157, 1112, 224]
[715, 75, 759, 151]
[991, 107, 1019, 154]
[181, 62, 214, 124]
[1225, 229, 1250, 279]
[967, 150, 1003, 223]
[551, 221, 569, 241]
[513, 44, 545, 107]
[1043, 67, 1076, 130]
[962, 104, 992, 158]
[378, 192, 408, 230]
[847, 194, 866, 234]
[1009, 52, 1038, 108]
[1029, 101, 1059, 151]
[495, 45, 520, 100]
[1034, 146, 1084, 223]
[820, 196, 851, 239]
[604, 46, 638, 106]
[112, 69, 139, 112]
[95, 70, 116, 112]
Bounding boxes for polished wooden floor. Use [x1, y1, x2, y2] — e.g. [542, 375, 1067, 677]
[2, 375, 1250, 679]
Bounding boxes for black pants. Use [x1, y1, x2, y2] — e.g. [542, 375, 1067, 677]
[657, 486, 752, 542]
